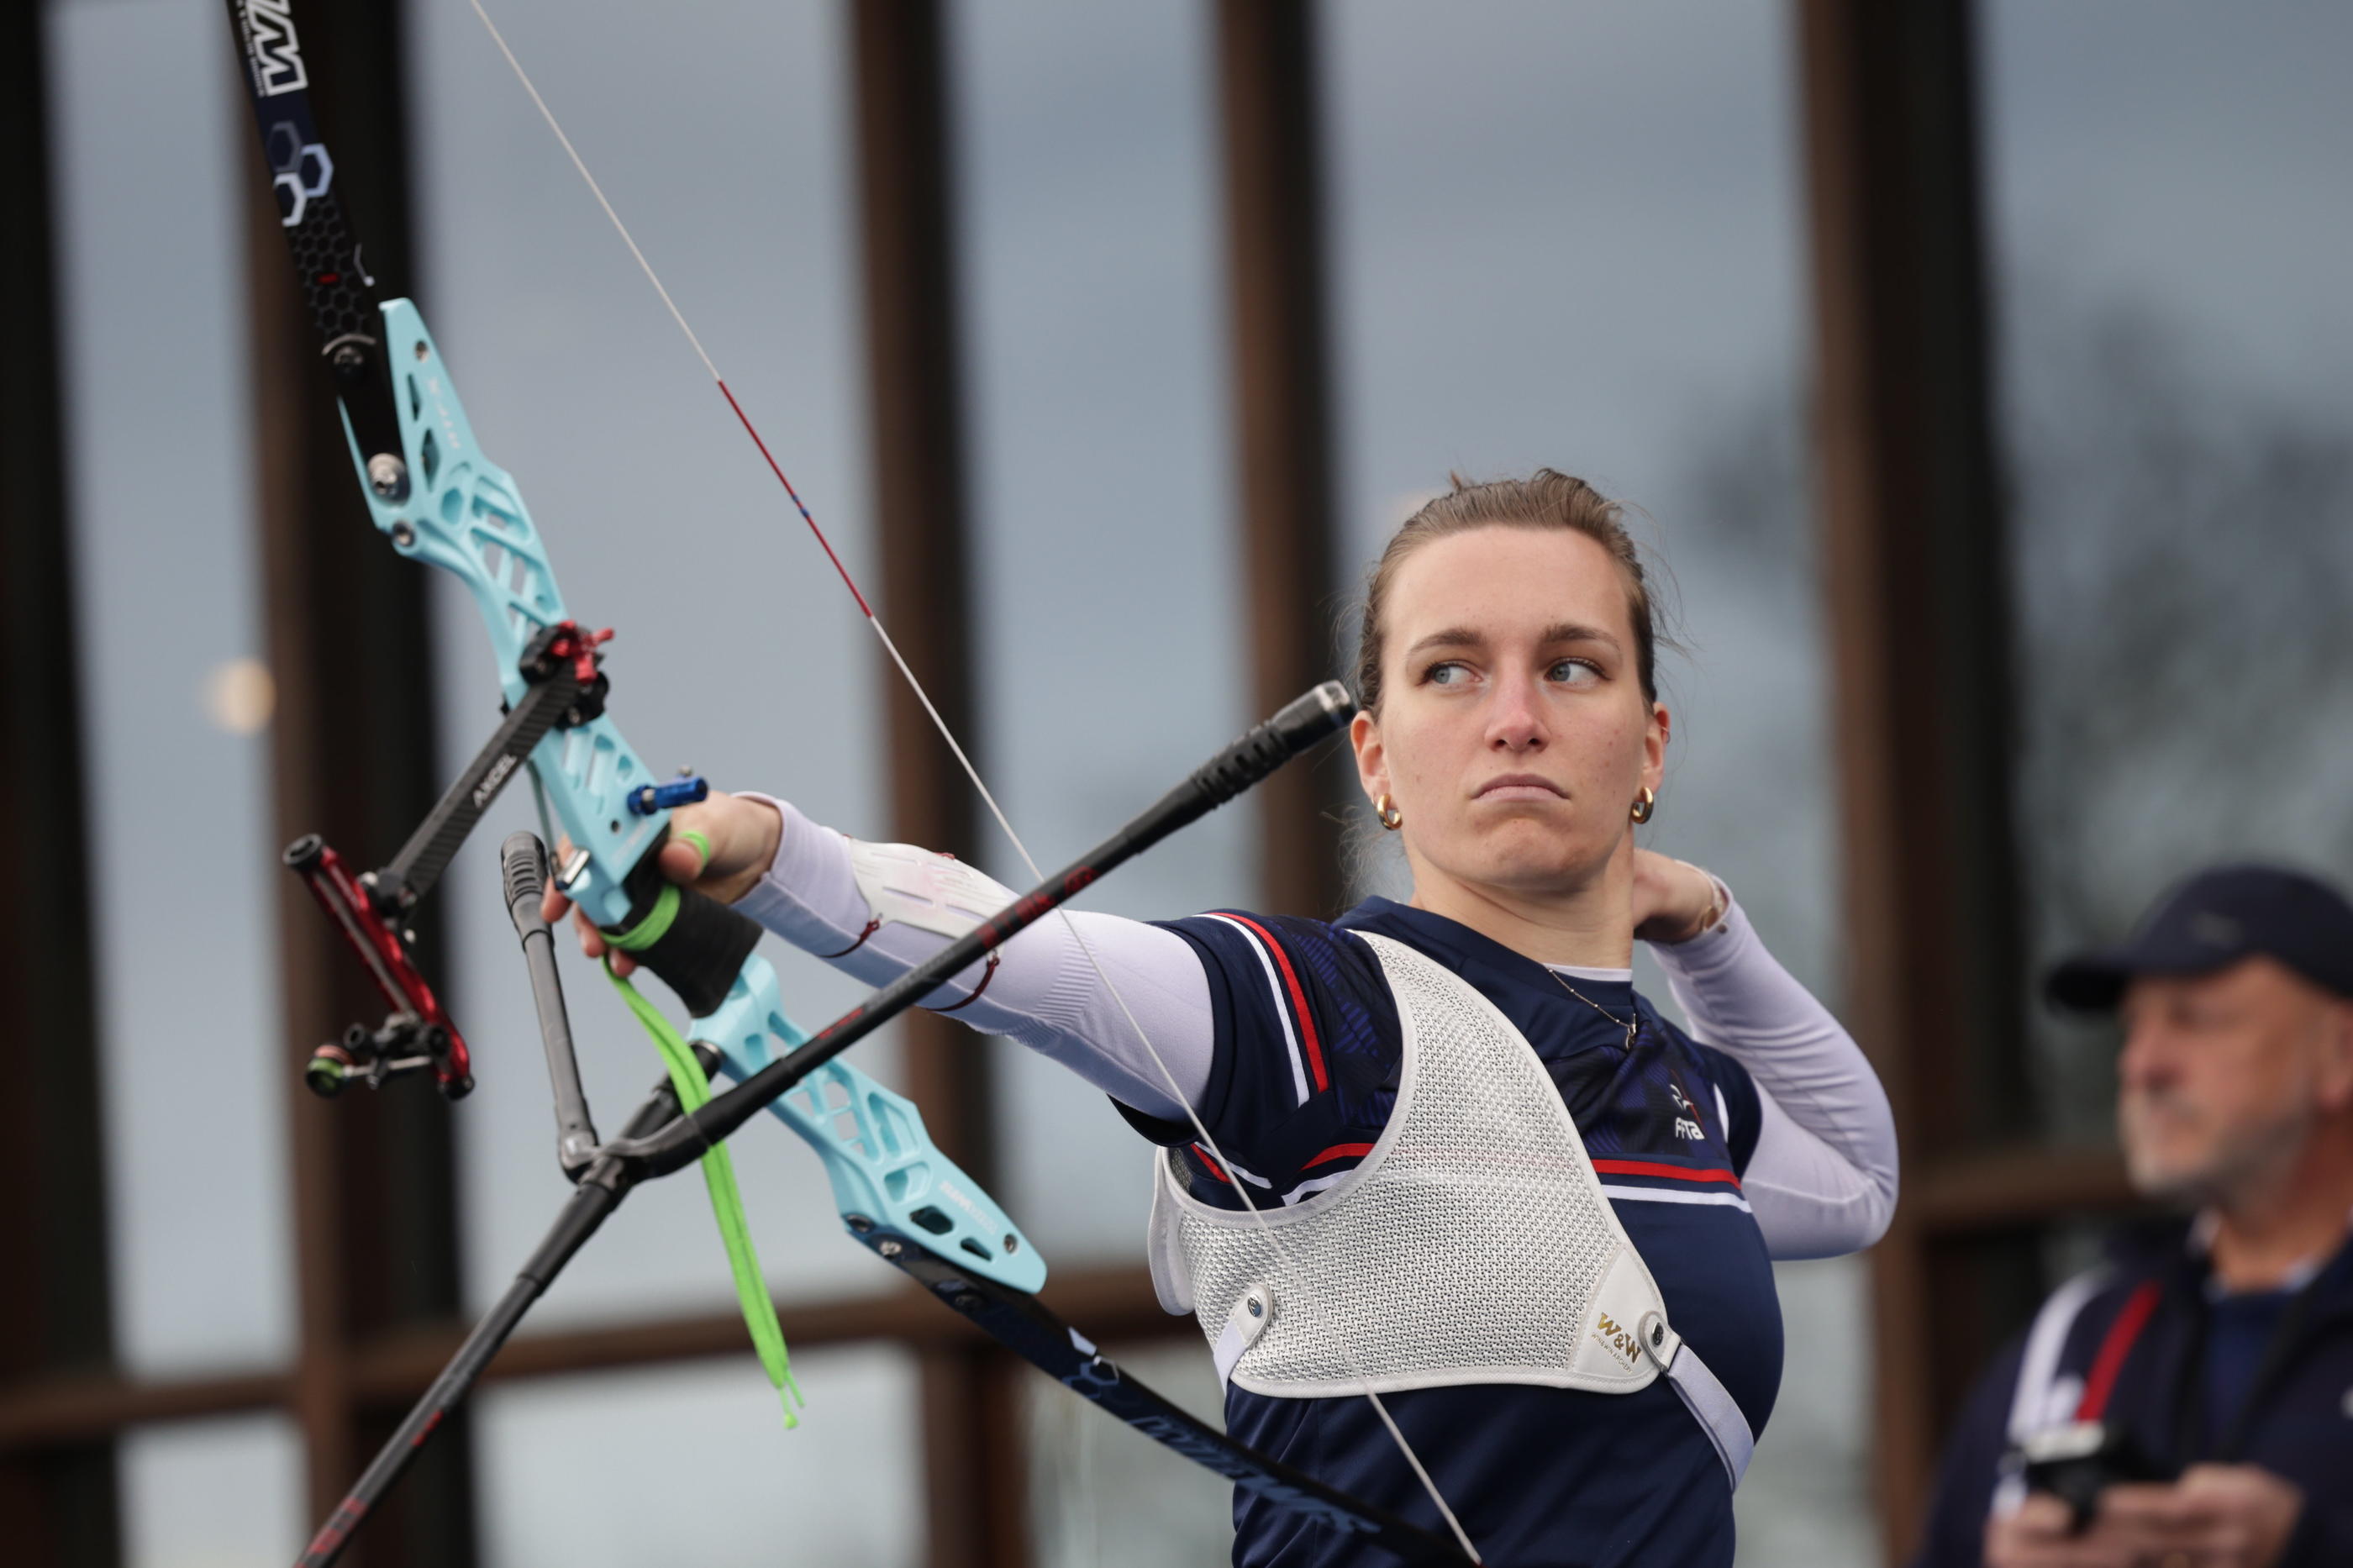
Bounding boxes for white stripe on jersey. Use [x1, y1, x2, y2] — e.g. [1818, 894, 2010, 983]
[1216, 1155, 1273, 1188]
[1278, 1168, 1355, 1206]
[1598, 1183, 1754, 1214]
[1205, 913, 1311, 1105]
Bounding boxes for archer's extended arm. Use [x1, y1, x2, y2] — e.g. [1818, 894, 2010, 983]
[734, 794, 1216, 1123]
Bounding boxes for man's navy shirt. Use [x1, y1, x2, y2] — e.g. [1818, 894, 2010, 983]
[1129, 898, 1784, 1568]
[1910, 1220, 2353, 1568]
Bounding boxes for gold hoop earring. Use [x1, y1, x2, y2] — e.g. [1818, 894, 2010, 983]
[1629, 787, 1656, 824]
[1376, 794, 1403, 831]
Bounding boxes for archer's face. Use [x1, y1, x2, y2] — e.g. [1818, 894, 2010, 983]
[1350, 526, 1666, 906]
[2116, 958, 2353, 1205]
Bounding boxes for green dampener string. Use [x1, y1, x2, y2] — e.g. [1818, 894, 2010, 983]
[604, 957, 804, 1429]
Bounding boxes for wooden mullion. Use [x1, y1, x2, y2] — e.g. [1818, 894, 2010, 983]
[847, 8, 1025, 1564]
[1216, 0, 1350, 919]
[1797, 0, 2029, 1556]
[0, 3, 123, 1563]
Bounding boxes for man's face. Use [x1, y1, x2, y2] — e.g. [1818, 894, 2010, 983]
[2116, 957, 2350, 1205]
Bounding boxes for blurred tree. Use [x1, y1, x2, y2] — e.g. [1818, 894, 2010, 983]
[1675, 280, 2353, 1144]
[2002, 280, 2353, 1139]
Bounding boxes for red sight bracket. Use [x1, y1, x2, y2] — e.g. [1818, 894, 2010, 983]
[283, 834, 474, 1100]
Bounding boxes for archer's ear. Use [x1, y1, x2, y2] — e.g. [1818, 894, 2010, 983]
[1643, 702, 1671, 790]
[1350, 709, 1387, 802]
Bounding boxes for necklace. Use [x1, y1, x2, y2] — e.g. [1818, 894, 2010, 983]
[1547, 968, 1639, 1053]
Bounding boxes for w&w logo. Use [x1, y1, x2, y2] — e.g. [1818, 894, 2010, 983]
[239, 0, 309, 97]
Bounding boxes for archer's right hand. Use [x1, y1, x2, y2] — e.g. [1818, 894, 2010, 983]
[540, 789, 784, 976]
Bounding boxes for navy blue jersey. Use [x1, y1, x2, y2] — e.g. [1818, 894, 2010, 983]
[1129, 897, 1783, 1568]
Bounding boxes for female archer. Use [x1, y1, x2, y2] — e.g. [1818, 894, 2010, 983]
[549, 470, 1897, 1567]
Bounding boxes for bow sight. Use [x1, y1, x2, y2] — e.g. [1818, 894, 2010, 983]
[281, 617, 664, 1101]
[283, 834, 464, 1097]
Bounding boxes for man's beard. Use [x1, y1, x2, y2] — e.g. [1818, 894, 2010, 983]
[2120, 1092, 2317, 1208]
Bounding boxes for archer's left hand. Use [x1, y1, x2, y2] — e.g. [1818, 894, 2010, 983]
[1632, 850, 1724, 945]
[541, 790, 784, 976]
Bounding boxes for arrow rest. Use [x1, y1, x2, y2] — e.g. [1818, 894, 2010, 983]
[516, 618, 613, 728]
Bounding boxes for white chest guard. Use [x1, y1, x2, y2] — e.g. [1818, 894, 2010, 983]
[1146, 930, 1756, 1486]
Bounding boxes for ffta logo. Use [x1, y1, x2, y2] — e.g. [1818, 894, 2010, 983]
[1669, 1081, 1705, 1142]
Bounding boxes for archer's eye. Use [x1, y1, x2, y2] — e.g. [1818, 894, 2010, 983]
[1547, 658, 1602, 687]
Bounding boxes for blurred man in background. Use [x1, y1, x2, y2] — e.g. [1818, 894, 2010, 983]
[1910, 865, 2353, 1568]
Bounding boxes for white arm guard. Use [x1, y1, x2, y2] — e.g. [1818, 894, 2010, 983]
[732, 795, 1215, 1119]
[846, 839, 1017, 940]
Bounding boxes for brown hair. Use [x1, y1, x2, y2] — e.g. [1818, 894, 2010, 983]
[1351, 469, 1666, 713]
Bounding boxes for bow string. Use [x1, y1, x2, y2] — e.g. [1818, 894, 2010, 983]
[462, 0, 1477, 1555]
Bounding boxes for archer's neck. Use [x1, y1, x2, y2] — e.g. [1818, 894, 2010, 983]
[2208, 1124, 2353, 1292]
[1405, 850, 1634, 971]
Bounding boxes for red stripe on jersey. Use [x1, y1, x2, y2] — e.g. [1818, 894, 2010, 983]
[1592, 1158, 1743, 1189]
[1190, 1144, 1232, 1184]
[1225, 914, 1330, 1093]
[2075, 1281, 2162, 1422]
[1303, 1142, 1376, 1170]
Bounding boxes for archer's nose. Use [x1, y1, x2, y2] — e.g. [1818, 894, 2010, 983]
[1486, 676, 1545, 752]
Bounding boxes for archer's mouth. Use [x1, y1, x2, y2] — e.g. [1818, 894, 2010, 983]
[1473, 774, 1567, 802]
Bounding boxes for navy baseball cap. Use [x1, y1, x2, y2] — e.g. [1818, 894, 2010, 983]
[2045, 863, 2353, 1012]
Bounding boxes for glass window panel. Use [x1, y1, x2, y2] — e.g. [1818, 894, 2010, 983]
[48, 0, 292, 1375]
[1327, 7, 1859, 1565]
[956, 2, 1240, 1265]
[1327, 1, 1834, 987]
[475, 1346, 921, 1568]
[1983, 3, 2353, 1141]
[1733, 1259, 1875, 1567]
[1028, 1337, 1229, 1568]
[405, 0, 902, 1315]
[121, 1414, 305, 1568]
